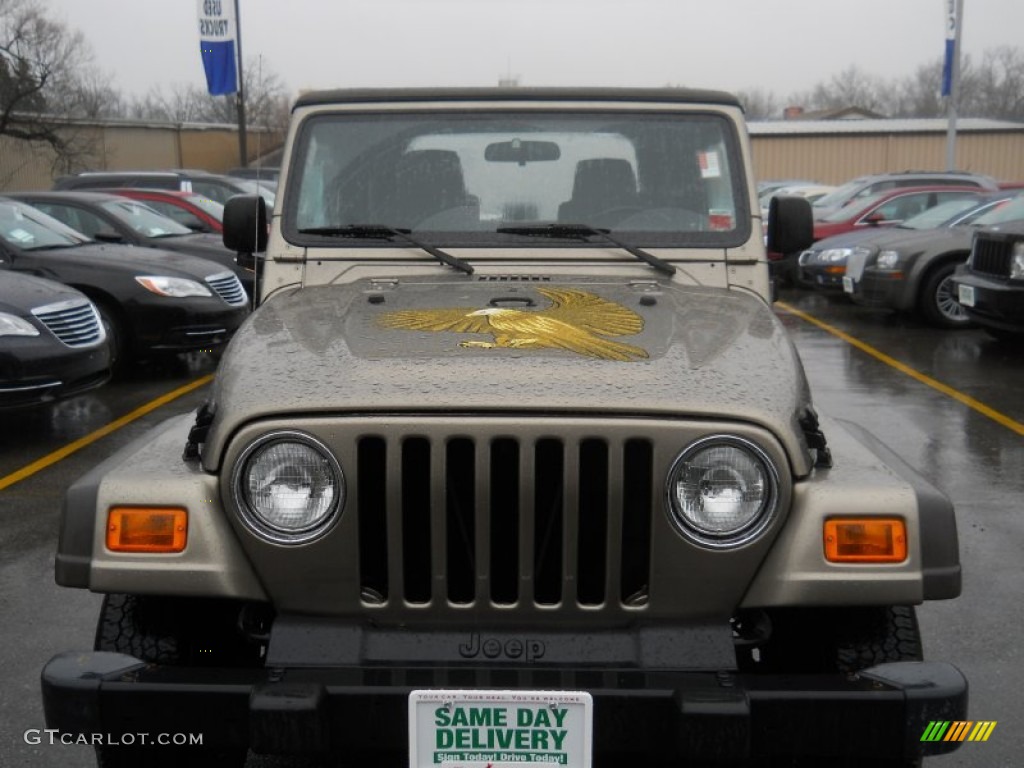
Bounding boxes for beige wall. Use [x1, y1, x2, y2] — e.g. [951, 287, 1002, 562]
[0, 121, 283, 192]
[750, 132, 1024, 185]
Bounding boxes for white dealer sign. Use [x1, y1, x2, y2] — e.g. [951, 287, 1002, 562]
[409, 690, 593, 767]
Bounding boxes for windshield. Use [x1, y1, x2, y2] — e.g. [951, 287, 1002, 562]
[287, 109, 748, 246]
[100, 200, 193, 237]
[813, 178, 869, 209]
[232, 178, 276, 206]
[971, 194, 1024, 226]
[820, 190, 890, 223]
[901, 198, 984, 230]
[0, 201, 88, 249]
[183, 194, 225, 221]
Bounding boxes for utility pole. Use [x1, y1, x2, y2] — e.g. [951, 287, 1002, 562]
[235, 0, 248, 167]
[944, 0, 964, 170]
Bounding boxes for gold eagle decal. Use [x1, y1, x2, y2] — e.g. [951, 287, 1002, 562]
[377, 288, 648, 361]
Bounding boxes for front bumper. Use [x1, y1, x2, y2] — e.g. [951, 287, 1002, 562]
[42, 652, 967, 763]
[128, 301, 249, 354]
[953, 270, 1024, 332]
[0, 339, 110, 408]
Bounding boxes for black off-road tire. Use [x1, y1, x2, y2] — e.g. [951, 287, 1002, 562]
[748, 607, 924, 768]
[919, 261, 972, 329]
[752, 605, 922, 674]
[93, 594, 255, 768]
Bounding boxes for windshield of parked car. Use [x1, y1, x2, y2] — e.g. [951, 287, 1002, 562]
[819, 190, 891, 222]
[230, 178, 276, 207]
[287, 109, 748, 247]
[968, 194, 1024, 227]
[183, 194, 225, 221]
[812, 178, 870, 210]
[99, 200, 193, 237]
[0, 201, 90, 250]
[900, 198, 986, 230]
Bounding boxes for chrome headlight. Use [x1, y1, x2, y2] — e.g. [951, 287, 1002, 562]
[135, 276, 212, 298]
[877, 250, 902, 270]
[666, 436, 779, 547]
[1012, 242, 1024, 280]
[818, 248, 854, 264]
[232, 431, 344, 543]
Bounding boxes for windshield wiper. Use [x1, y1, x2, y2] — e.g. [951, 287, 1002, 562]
[496, 224, 676, 276]
[297, 224, 473, 275]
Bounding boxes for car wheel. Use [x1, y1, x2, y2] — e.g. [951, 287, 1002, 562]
[919, 262, 972, 329]
[93, 594, 259, 767]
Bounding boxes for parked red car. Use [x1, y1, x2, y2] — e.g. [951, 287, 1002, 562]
[812, 186, 983, 241]
[98, 188, 224, 234]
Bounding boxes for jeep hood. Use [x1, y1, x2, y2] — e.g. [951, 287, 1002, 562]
[204, 278, 815, 473]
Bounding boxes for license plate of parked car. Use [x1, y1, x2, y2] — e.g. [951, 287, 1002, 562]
[842, 276, 855, 293]
[958, 284, 975, 307]
[409, 689, 593, 767]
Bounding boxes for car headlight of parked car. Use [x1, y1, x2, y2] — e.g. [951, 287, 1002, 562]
[666, 435, 779, 548]
[0, 312, 40, 337]
[1012, 242, 1024, 280]
[877, 250, 903, 270]
[134, 276, 213, 298]
[232, 431, 345, 543]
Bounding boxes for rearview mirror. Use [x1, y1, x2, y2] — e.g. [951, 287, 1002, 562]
[484, 139, 561, 165]
[767, 196, 813, 255]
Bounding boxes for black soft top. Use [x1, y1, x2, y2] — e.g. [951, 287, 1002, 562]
[293, 87, 742, 111]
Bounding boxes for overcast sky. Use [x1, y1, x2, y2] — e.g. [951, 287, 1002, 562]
[44, 0, 1024, 102]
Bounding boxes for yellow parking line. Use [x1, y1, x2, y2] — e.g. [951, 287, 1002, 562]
[0, 374, 214, 492]
[776, 302, 1024, 437]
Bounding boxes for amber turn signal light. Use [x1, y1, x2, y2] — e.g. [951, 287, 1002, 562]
[106, 507, 187, 553]
[824, 518, 907, 563]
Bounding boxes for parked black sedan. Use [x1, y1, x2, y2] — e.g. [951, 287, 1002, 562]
[0, 271, 110, 408]
[0, 198, 249, 368]
[8, 191, 253, 299]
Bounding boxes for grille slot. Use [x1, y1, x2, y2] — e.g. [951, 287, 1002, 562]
[971, 237, 1011, 277]
[31, 299, 103, 347]
[355, 434, 653, 612]
[206, 272, 248, 305]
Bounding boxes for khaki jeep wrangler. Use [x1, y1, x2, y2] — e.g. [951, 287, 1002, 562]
[44, 88, 964, 768]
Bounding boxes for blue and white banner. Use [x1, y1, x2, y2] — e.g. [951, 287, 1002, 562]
[198, 0, 237, 95]
[941, 0, 958, 97]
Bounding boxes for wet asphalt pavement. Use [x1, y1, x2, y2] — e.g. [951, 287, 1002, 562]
[1, 287, 1021, 767]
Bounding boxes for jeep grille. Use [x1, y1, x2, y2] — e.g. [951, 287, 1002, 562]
[31, 299, 104, 347]
[355, 435, 654, 611]
[970, 237, 1012, 277]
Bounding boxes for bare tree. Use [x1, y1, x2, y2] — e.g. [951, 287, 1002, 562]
[128, 57, 292, 135]
[0, 0, 113, 169]
[961, 46, 1024, 121]
[736, 88, 780, 120]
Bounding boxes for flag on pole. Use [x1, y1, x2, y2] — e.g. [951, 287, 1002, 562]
[941, 0, 957, 97]
[198, 0, 238, 95]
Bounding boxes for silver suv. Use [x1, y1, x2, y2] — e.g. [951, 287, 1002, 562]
[813, 170, 1000, 218]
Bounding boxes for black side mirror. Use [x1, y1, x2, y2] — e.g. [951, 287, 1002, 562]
[767, 195, 814, 255]
[93, 229, 125, 243]
[223, 195, 268, 255]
